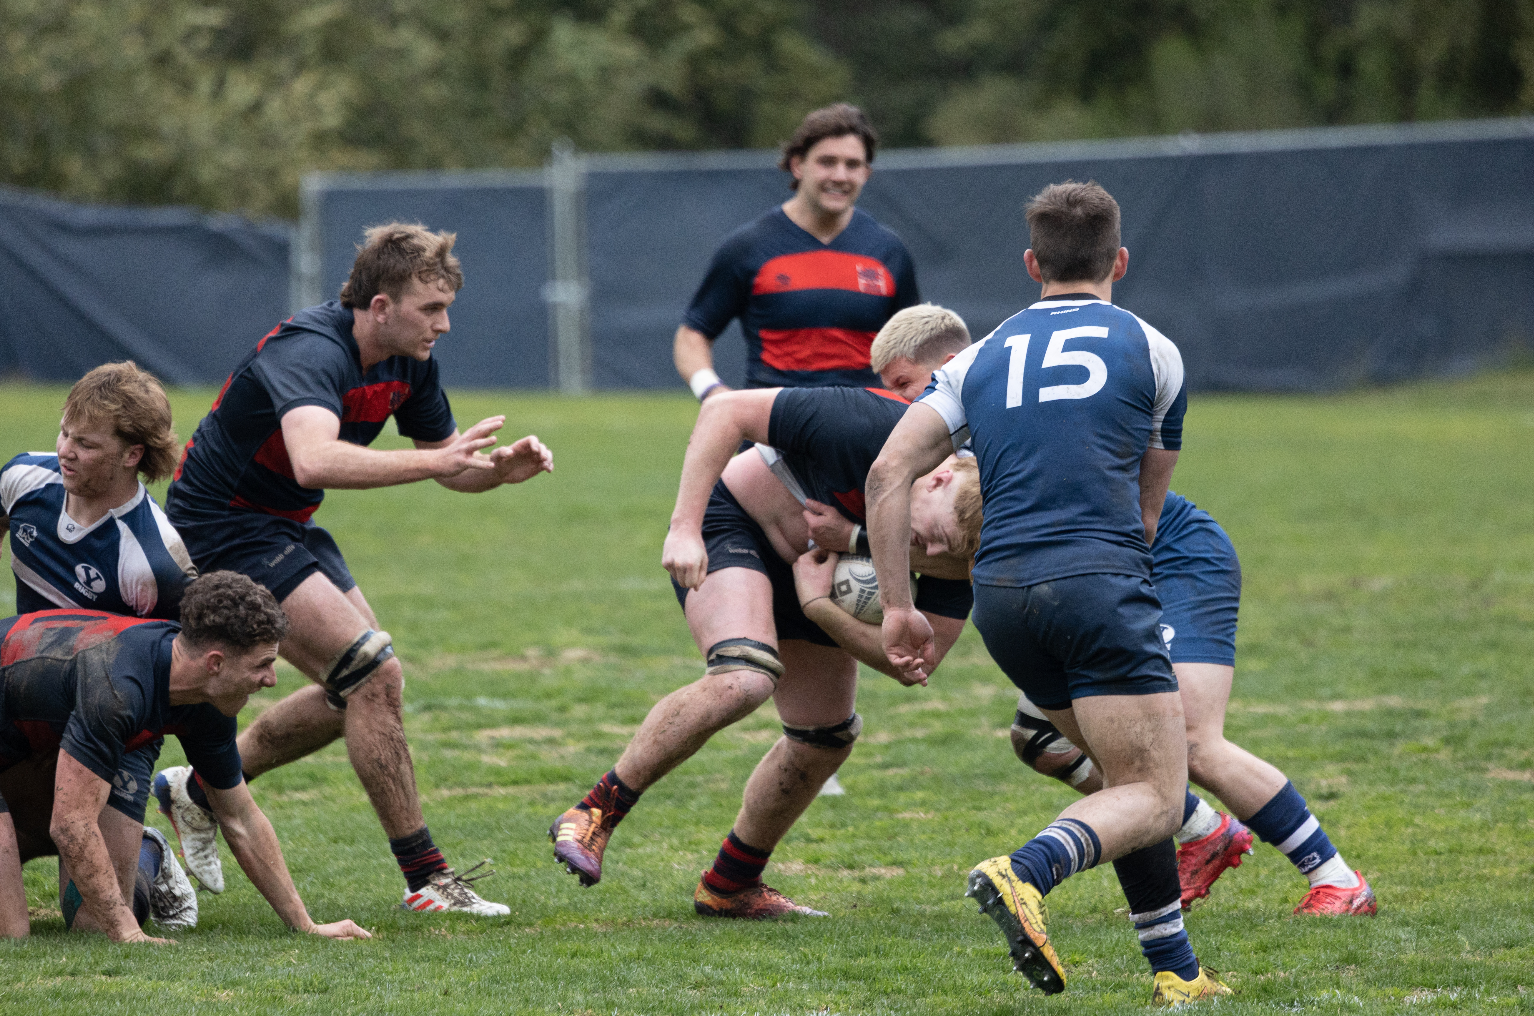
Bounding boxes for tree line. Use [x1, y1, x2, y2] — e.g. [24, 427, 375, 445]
[1, 0, 1528, 219]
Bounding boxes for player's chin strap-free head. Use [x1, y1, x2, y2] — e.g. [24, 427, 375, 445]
[705, 637, 784, 686]
[322, 629, 395, 711]
[783, 712, 863, 750]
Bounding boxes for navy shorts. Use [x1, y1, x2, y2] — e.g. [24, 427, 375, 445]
[972, 573, 1178, 711]
[671, 482, 838, 647]
[173, 512, 357, 603]
[0, 742, 155, 823]
[1152, 517, 1241, 667]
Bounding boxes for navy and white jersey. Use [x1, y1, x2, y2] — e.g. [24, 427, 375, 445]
[2, 454, 196, 618]
[0, 611, 243, 792]
[166, 301, 457, 524]
[919, 296, 1186, 588]
[684, 209, 919, 389]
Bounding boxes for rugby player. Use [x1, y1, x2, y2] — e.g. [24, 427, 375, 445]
[550, 384, 978, 917]
[0, 572, 369, 943]
[674, 103, 919, 402]
[866, 181, 1230, 1003]
[1, 361, 201, 929]
[156, 224, 552, 915]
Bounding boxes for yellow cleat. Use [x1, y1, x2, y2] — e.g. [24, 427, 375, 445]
[965, 856, 1066, 995]
[1152, 965, 1234, 1007]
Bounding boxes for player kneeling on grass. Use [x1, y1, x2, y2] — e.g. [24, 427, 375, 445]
[551, 381, 978, 918]
[0, 572, 369, 943]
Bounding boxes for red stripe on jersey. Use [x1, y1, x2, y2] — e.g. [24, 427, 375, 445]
[210, 373, 235, 412]
[342, 381, 412, 424]
[759, 327, 876, 372]
[173, 438, 194, 482]
[123, 729, 159, 754]
[751, 250, 895, 297]
[254, 320, 287, 354]
[253, 430, 295, 479]
[0, 611, 153, 667]
[864, 387, 910, 404]
[229, 495, 318, 524]
[832, 489, 866, 520]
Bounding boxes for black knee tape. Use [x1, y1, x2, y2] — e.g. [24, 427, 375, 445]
[783, 712, 862, 750]
[324, 629, 394, 701]
[705, 638, 783, 683]
[1012, 709, 1094, 786]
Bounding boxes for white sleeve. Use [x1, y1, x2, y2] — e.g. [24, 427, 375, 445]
[1, 459, 60, 515]
[1133, 316, 1184, 449]
[149, 499, 198, 579]
[917, 337, 986, 451]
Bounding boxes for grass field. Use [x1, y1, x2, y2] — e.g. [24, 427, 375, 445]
[0, 373, 1531, 1015]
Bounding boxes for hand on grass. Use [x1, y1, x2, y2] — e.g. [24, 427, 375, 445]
[120, 928, 176, 945]
[308, 919, 372, 940]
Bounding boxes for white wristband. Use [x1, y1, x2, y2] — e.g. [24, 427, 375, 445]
[848, 525, 861, 555]
[688, 368, 722, 401]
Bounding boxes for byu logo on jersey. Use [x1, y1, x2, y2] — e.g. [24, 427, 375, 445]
[73, 563, 107, 598]
[15, 523, 38, 547]
[112, 769, 138, 800]
[1159, 624, 1176, 650]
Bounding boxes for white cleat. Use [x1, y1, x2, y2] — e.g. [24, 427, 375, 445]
[400, 862, 510, 916]
[152, 765, 224, 894]
[142, 827, 198, 930]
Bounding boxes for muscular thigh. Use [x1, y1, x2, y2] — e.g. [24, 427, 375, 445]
[277, 571, 378, 679]
[774, 640, 858, 728]
[683, 567, 777, 654]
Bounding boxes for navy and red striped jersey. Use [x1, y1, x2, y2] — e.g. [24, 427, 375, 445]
[684, 208, 919, 389]
[0, 611, 242, 791]
[764, 386, 912, 524]
[166, 302, 457, 524]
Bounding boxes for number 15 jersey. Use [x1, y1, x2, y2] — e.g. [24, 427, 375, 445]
[917, 296, 1186, 588]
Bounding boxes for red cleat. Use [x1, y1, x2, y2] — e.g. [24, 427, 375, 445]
[1295, 872, 1377, 916]
[1177, 812, 1254, 909]
[693, 876, 827, 919]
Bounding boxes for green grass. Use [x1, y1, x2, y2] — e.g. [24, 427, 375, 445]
[0, 374, 1531, 1014]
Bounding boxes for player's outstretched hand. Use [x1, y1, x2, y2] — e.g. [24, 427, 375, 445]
[438, 417, 506, 476]
[308, 919, 372, 940]
[120, 928, 176, 945]
[881, 606, 935, 687]
[792, 546, 837, 606]
[490, 434, 554, 484]
[803, 500, 855, 554]
[662, 529, 709, 590]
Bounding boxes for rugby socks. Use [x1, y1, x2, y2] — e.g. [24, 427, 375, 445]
[390, 826, 450, 892]
[701, 830, 771, 894]
[185, 770, 213, 812]
[1008, 818, 1102, 897]
[139, 831, 165, 880]
[1244, 781, 1359, 889]
[1176, 792, 1222, 844]
[1114, 838, 1201, 981]
[578, 769, 641, 826]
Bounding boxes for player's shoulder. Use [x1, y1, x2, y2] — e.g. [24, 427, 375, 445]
[2, 452, 62, 510]
[716, 208, 794, 257]
[845, 208, 910, 251]
[3, 451, 61, 475]
[264, 302, 355, 357]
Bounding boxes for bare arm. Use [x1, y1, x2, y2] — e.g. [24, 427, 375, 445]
[51, 752, 168, 943]
[1138, 448, 1179, 547]
[865, 404, 954, 681]
[0, 813, 30, 938]
[206, 780, 370, 939]
[415, 432, 554, 493]
[661, 388, 779, 590]
[281, 406, 501, 490]
[674, 325, 731, 399]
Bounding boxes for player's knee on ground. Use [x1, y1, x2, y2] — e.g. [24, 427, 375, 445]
[321, 629, 395, 712]
[705, 638, 783, 686]
[1011, 708, 1096, 788]
[782, 713, 862, 750]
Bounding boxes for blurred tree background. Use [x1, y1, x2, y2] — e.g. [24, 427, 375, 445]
[2, 0, 1529, 218]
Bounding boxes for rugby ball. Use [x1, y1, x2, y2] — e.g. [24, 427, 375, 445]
[829, 555, 917, 625]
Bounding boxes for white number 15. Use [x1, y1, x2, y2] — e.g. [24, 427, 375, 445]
[1004, 325, 1109, 407]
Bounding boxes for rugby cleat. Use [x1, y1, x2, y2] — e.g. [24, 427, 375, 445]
[400, 862, 510, 916]
[1294, 871, 1377, 916]
[1177, 812, 1253, 909]
[549, 804, 616, 886]
[693, 876, 828, 919]
[1152, 965, 1234, 1006]
[142, 827, 198, 931]
[152, 765, 224, 893]
[964, 856, 1066, 995]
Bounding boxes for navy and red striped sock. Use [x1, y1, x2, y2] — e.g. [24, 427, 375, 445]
[578, 769, 641, 824]
[390, 826, 450, 892]
[701, 830, 771, 895]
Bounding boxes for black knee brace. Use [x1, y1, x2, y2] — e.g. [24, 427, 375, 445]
[783, 712, 863, 750]
[321, 629, 395, 711]
[705, 638, 783, 685]
[1012, 709, 1095, 787]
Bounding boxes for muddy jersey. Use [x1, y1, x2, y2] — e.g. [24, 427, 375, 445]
[0, 611, 242, 791]
[2, 454, 196, 618]
[683, 208, 919, 388]
[166, 301, 457, 524]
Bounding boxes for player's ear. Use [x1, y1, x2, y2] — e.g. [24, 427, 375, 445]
[121, 443, 145, 471]
[202, 648, 226, 677]
[1112, 247, 1129, 282]
[1024, 250, 1045, 284]
[368, 291, 393, 320]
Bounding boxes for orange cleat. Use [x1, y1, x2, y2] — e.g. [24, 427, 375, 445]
[693, 876, 827, 919]
[550, 805, 617, 886]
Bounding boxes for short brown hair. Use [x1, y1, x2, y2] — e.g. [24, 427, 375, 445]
[950, 456, 983, 561]
[338, 223, 464, 309]
[870, 304, 971, 374]
[1025, 181, 1121, 284]
[179, 571, 289, 651]
[62, 362, 179, 482]
[778, 103, 878, 190]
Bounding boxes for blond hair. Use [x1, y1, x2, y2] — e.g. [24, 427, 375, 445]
[339, 223, 463, 309]
[870, 304, 970, 374]
[62, 362, 179, 482]
[949, 455, 983, 561]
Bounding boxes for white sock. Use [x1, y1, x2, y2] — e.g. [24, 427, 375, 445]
[1176, 798, 1222, 844]
[1307, 853, 1359, 889]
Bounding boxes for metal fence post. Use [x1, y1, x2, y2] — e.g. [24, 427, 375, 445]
[545, 140, 590, 394]
[294, 173, 325, 312]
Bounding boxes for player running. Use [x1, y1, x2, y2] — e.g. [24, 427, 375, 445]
[674, 103, 919, 403]
[0, 572, 369, 943]
[866, 181, 1230, 1003]
[549, 383, 978, 917]
[157, 223, 552, 916]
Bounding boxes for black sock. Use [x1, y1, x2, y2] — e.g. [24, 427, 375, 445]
[390, 826, 449, 892]
[185, 770, 212, 811]
[1113, 838, 1200, 980]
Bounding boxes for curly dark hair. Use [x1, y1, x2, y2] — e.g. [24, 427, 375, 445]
[179, 571, 289, 650]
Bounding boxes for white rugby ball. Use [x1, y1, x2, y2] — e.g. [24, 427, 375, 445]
[829, 554, 917, 625]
